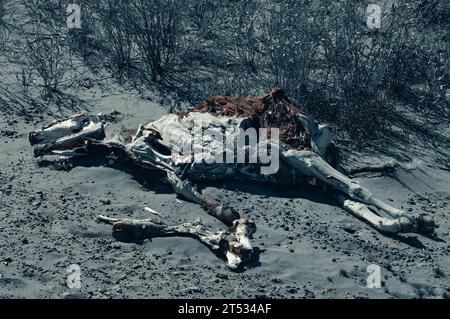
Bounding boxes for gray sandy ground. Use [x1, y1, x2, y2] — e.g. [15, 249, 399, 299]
[1, 95, 449, 299]
[1, 0, 449, 299]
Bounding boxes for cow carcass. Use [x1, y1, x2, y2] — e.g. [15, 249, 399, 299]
[28, 88, 436, 270]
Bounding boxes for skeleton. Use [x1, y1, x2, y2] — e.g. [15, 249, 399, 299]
[29, 88, 436, 269]
[97, 215, 256, 270]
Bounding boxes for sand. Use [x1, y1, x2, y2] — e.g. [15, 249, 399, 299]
[1, 93, 449, 299]
[0, 0, 449, 297]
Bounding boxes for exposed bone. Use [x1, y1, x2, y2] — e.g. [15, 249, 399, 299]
[233, 218, 257, 251]
[298, 114, 332, 156]
[284, 150, 437, 234]
[126, 136, 174, 171]
[97, 215, 255, 270]
[33, 121, 104, 157]
[85, 139, 173, 172]
[33, 113, 98, 141]
[335, 195, 415, 233]
[132, 124, 145, 143]
[166, 170, 204, 205]
[166, 170, 240, 225]
[50, 150, 87, 157]
[336, 195, 437, 234]
[283, 150, 408, 218]
[345, 158, 423, 176]
[144, 207, 164, 218]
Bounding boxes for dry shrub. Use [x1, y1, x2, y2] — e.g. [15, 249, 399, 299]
[45, 0, 448, 138]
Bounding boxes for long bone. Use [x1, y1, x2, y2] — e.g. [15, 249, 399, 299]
[284, 150, 406, 217]
[284, 150, 436, 233]
[97, 215, 256, 270]
[166, 170, 241, 225]
[336, 195, 414, 233]
[336, 195, 436, 234]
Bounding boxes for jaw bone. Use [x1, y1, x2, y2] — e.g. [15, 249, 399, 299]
[32, 121, 105, 157]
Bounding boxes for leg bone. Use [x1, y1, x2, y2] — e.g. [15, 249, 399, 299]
[335, 195, 416, 233]
[166, 171, 240, 225]
[97, 215, 255, 270]
[284, 150, 405, 217]
[284, 150, 436, 233]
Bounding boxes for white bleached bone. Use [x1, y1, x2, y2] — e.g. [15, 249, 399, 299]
[166, 170, 204, 205]
[97, 215, 255, 270]
[335, 195, 415, 233]
[166, 170, 241, 225]
[144, 207, 163, 218]
[32, 121, 104, 156]
[284, 150, 435, 233]
[233, 218, 257, 251]
[283, 150, 406, 219]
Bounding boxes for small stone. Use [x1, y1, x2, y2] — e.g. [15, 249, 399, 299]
[31, 201, 41, 207]
[343, 224, 356, 234]
[271, 278, 282, 284]
[100, 199, 111, 205]
[215, 273, 229, 280]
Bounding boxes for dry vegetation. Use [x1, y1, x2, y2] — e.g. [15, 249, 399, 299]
[2, 0, 450, 138]
[0, 0, 7, 52]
